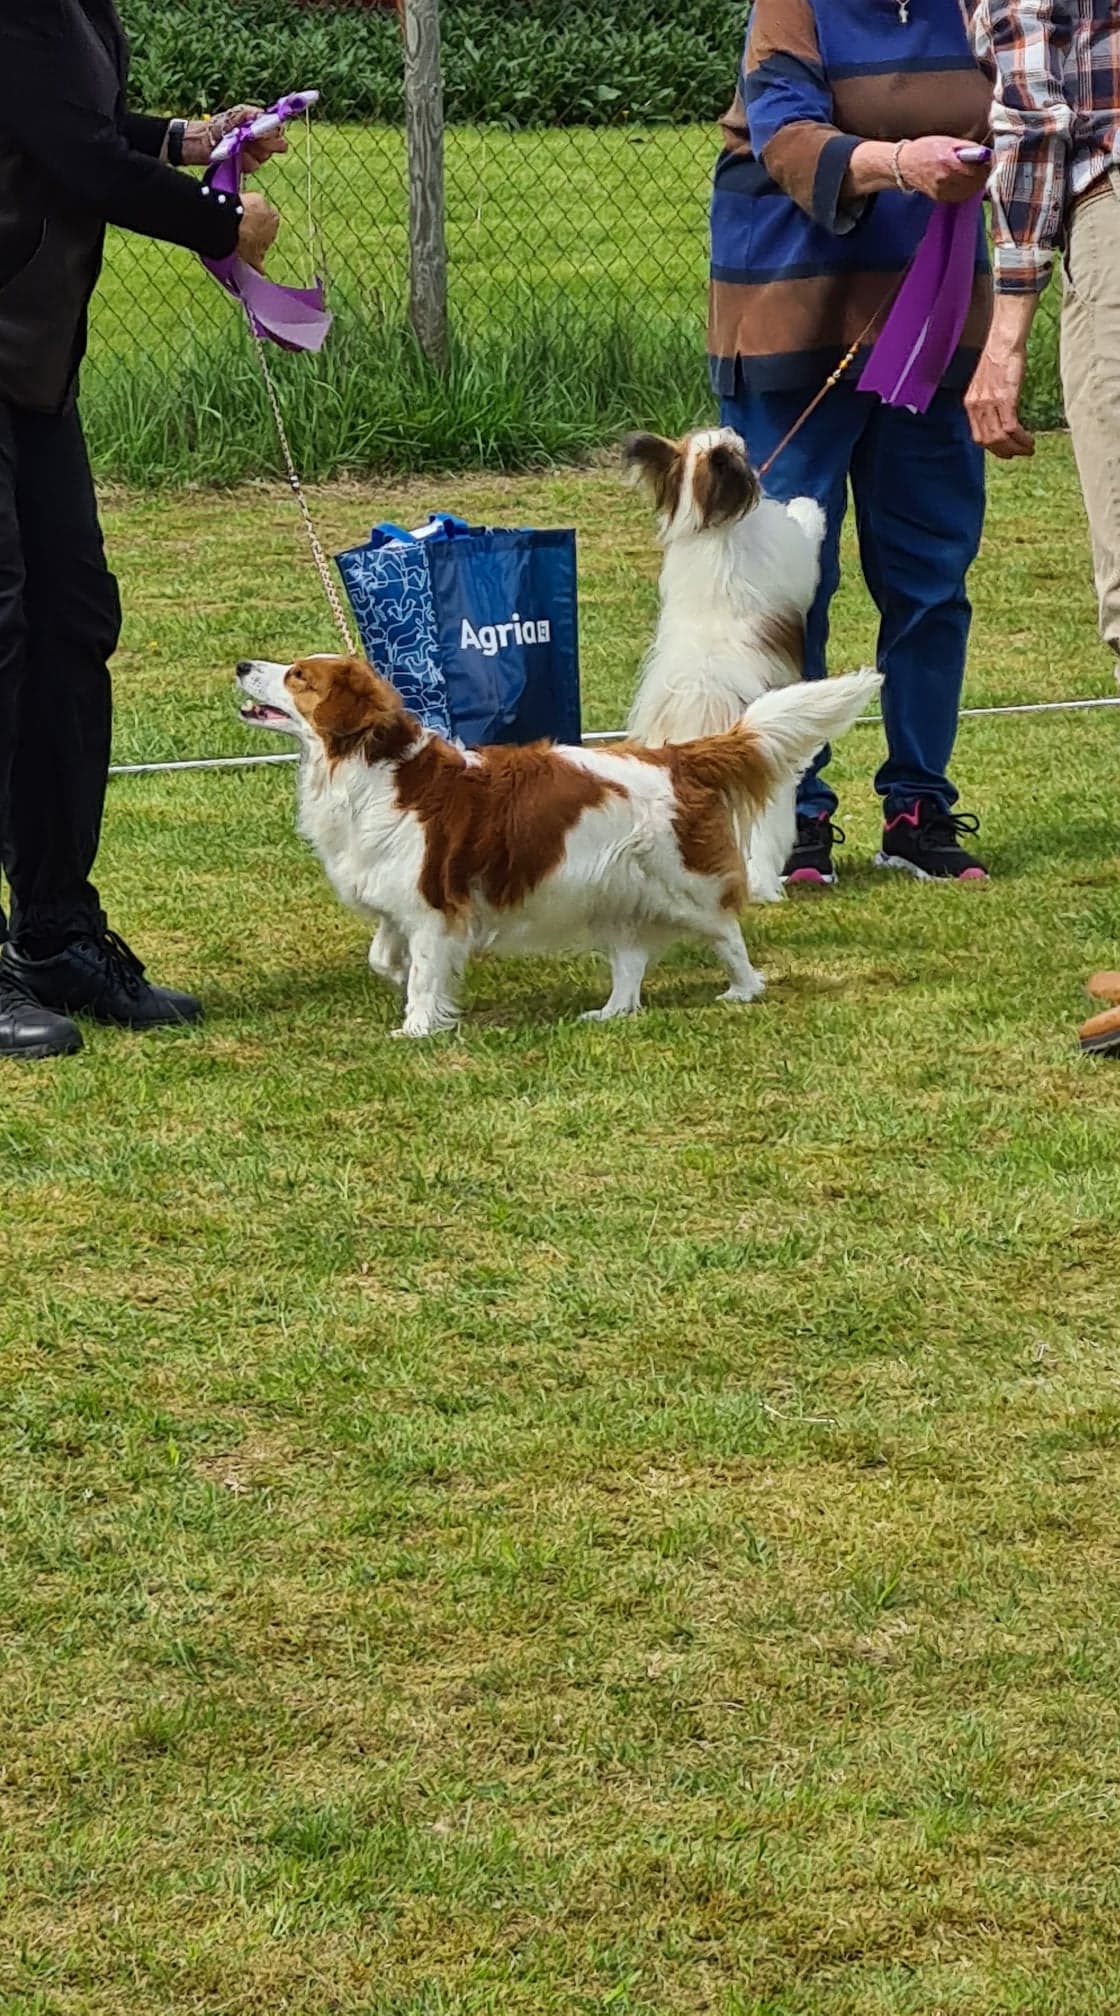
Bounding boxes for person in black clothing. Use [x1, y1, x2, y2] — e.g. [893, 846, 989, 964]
[0, 0, 281, 1059]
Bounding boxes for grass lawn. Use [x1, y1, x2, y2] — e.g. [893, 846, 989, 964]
[4, 435, 1120, 2016]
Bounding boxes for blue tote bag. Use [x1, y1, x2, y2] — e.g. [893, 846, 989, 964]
[335, 515, 582, 748]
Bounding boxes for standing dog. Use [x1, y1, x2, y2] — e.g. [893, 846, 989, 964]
[624, 427, 828, 902]
[235, 653, 880, 1037]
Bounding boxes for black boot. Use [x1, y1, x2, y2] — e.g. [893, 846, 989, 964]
[2, 929, 202, 1030]
[0, 973, 83, 1058]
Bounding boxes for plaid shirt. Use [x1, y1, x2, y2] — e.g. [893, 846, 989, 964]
[967, 0, 1120, 293]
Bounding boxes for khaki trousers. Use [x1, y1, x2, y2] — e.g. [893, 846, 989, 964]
[1062, 167, 1120, 657]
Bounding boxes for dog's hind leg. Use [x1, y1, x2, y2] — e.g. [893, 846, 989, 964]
[581, 941, 649, 1023]
[393, 922, 465, 1038]
[369, 920, 409, 993]
[747, 784, 797, 903]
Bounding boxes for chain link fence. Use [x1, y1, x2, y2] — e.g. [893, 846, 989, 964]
[83, 0, 729, 479]
[83, 0, 1062, 484]
[90, 115, 717, 368]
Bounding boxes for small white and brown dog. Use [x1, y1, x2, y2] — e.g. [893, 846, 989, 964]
[624, 427, 828, 903]
[235, 652, 879, 1037]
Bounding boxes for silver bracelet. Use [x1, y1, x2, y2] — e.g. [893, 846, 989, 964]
[892, 140, 914, 194]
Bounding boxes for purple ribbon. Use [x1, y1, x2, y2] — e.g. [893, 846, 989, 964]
[858, 194, 983, 413]
[200, 91, 332, 354]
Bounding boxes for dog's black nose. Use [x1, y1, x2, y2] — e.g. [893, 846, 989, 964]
[235, 661, 252, 680]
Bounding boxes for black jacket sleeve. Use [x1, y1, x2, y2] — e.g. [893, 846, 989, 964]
[123, 112, 172, 160]
[0, 12, 241, 260]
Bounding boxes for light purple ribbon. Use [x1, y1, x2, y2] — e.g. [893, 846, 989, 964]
[858, 193, 983, 413]
[200, 91, 332, 354]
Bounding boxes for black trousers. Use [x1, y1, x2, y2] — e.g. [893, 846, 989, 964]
[0, 400, 120, 945]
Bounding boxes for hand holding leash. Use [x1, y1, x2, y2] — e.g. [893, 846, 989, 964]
[181, 106, 290, 170]
[894, 137, 992, 203]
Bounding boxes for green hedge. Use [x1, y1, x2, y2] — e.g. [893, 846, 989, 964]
[125, 0, 746, 125]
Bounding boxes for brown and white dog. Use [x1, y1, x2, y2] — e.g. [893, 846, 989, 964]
[624, 427, 828, 903]
[235, 653, 879, 1037]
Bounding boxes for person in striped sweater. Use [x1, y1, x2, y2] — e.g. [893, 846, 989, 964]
[710, 0, 994, 883]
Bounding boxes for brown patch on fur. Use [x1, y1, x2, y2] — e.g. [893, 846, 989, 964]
[692, 437, 760, 529]
[621, 431, 685, 526]
[288, 655, 420, 767]
[394, 740, 626, 918]
[757, 609, 806, 680]
[624, 723, 778, 911]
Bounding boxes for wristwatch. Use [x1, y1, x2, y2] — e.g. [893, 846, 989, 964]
[166, 118, 188, 168]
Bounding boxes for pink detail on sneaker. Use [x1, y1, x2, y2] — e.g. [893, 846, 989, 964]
[958, 866, 988, 881]
[884, 805, 921, 832]
[787, 866, 828, 885]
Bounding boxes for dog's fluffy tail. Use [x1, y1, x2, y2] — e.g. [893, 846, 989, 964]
[743, 665, 881, 784]
[671, 667, 882, 813]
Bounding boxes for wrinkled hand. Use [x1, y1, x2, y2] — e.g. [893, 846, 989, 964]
[183, 106, 289, 171]
[897, 136, 991, 205]
[237, 191, 281, 273]
[965, 344, 1036, 459]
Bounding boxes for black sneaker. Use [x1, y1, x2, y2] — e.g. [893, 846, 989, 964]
[875, 801, 988, 882]
[0, 975, 83, 1059]
[783, 811, 845, 888]
[2, 929, 202, 1030]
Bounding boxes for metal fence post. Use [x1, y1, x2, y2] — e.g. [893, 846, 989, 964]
[403, 0, 449, 370]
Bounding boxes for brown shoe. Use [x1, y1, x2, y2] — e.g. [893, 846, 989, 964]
[1080, 1001, 1120, 1056]
[1086, 971, 1120, 1005]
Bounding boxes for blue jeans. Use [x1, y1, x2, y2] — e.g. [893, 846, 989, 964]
[720, 381, 985, 818]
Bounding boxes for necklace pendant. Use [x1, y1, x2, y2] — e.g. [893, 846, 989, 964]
[898, 0, 909, 19]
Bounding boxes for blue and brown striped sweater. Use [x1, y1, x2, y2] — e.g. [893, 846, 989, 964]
[709, 0, 993, 397]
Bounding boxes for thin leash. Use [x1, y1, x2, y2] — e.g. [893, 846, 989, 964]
[757, 269, 911, 481]
[240, 112, 358, 657]
[249, 330, 358, 654]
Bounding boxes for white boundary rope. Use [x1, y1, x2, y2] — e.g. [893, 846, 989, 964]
[107, 693, 1120, 780]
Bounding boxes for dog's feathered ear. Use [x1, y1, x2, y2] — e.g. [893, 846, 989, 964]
[314, 657, 385, 741]
[316, 657, 416, 765]
[621, 432, 678, 491]
[621, 432, 686, 525]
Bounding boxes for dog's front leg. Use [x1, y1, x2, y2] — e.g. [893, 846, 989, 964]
[393, 921, 465, 1038]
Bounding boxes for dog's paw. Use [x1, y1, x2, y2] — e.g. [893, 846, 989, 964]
[786, 496, 827, 547]
[392, 1011, 459, 1039]
[718, 977, 765, 1005]
[580, 1003, 642, 1024]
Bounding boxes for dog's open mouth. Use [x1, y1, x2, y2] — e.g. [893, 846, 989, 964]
[239, 702, 291, 728]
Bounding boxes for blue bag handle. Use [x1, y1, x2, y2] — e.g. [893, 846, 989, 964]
[368, 514, 472, 545]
